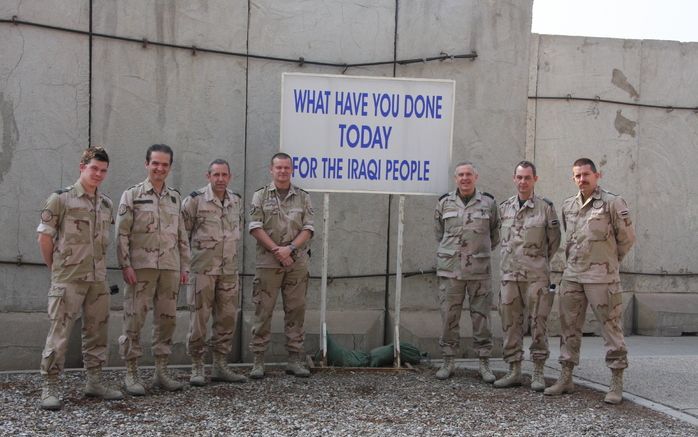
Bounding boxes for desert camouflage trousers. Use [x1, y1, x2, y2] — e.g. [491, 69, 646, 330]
[438, 277, 493, 358]
[186, 273, 239, 358]
[40, 281, 110, 375]
[558, 280, 628, 369]
[500, 280, 554, 363]
[119, 269, 180, 360]
[249, 265, 309, 354]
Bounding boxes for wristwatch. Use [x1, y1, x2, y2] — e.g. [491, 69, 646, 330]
[289, 242, 297, 253]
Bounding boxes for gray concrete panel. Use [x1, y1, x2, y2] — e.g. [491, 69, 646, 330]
[0, 26, 89, 265]
[638, 40, 698, 107]
[634, 109, 698, 274]
[392, 1, 533, 284]
[0, 0, 88, 30]
[247, 0, 395, 64]
[91, 38, 247, 199]
[536, 35, 643, 102]
[635, 293, 698, 336]
[244, 0, 395, 279]
[93, 0, 248, 53]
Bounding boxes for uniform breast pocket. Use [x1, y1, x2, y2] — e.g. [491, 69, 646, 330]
[162, 205, 181, 235]
[588, 210, 611, 241]
[465, 209, 490, 233]
[65, 208, 93, 244]
[523, 216, 546, 254]
[442, 210, 461, 234]
[132, 204, 157, 234]
[287, 207, 304, 227]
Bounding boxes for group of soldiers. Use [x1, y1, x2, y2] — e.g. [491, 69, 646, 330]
[434, 159, 635, 405]
[36, 144, 635, 412]
[37, 146, 313, 410]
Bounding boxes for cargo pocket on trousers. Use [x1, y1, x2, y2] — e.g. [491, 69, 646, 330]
[47, 284, 66, 321]
[436, 248, 458, 272]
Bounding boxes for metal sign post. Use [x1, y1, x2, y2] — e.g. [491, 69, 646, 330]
[320, 192, 330, 366]
[393, 195, 405, 368]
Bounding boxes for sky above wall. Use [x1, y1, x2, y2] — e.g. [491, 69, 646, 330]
[533, 0, 698, 42]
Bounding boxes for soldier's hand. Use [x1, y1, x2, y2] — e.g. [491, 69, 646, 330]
[272, 245, 293, 261]
[180, 271, 189, 285]
[280, 256, 294, 267]
[122, 267, 138, 285]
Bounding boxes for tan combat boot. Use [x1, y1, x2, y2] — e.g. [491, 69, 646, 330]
[479, 357, 496, 383]
[212, 352, 247, 383]
[544, 363, 575, 396]
[189, 355, 206, 387]
[494, 361, 522, 388]
[152, 355, 183, 391]
[285, 352, 310, 378]
[604, 368, 624, 404]
[124, 359, 146, 396]
[435, 356, 455, 380]
[249, 353, 265, 379]
[85, 367, 124, 400]
[530, 360, 546, 392]
[40, 374, 62, 411]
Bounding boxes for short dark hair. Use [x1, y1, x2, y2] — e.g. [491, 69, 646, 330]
[453, 160, 478, 176]
[514, 160, 536, 176]
[271, 152, 292, 165]
[208, 158, 230, 174]
[573, 157, 597, 173]
[81, 145, 109, 165]
[146, 144, 174, 164]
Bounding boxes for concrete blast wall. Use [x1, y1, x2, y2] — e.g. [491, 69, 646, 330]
[2, 2, 695, 372]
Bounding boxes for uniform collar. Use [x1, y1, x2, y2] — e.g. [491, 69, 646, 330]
[205, 183, 230, 205]
[73, 180, 87, 197]
[517, 195, 535, 210]
[269, 182, 296, 197]
[143, 178, 169, 196]
[576, 186, 602, 207]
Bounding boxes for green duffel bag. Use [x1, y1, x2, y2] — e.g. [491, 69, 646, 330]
[368, 342, 423, 367]
[324, 334, 371, 367]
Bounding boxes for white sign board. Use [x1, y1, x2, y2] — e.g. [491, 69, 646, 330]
[280, 73, 454, 195]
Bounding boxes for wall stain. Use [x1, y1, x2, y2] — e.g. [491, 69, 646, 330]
[0, 93, 19, 185]
[611, 68, 640, 100]
[614, 109, 637, 137]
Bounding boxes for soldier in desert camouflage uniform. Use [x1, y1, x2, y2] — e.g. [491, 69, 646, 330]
[494, 161, 560, 391]
[36, 146, 123, 410]
[116, 144, 191, 395]
[544, 158, 635, 404]
[181, 159, 246, 386]
[248, 152, 314, 379]
[434, 161, 500, 382]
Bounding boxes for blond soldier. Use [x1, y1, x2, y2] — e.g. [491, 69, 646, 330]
[248, 152, 314, 379]
[182, 159, 247, 386]
[494, 161, 561, 391]
[545, 158, 635, 404]
[434, 161, 500, 382]
[36, 146, 123, 410]
[116, 144, 191, 394]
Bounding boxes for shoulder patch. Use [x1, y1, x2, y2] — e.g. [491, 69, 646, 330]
[53, 187, 72, 195]
[542, 197, 553, 206]
[438, 193, 448, 201]
[101, 198, 110, 209]
[482, 192, 494, 199]
[190, 191, 201, 198]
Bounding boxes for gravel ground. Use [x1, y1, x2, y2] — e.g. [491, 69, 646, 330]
[1, 366, 695, 436]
